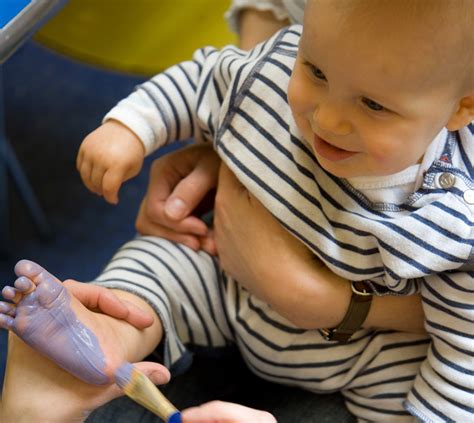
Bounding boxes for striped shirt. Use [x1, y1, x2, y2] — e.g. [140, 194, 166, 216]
[105, 26, 474, 422]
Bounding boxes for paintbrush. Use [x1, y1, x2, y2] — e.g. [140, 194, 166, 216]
[115, 362, 182, 423]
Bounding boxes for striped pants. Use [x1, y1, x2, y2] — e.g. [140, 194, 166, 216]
[94, 236, 429, 421]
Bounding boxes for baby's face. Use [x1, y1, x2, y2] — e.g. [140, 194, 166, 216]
[288, 0, 463, 178]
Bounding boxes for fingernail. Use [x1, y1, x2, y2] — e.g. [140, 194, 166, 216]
[165, 198, 187, 219]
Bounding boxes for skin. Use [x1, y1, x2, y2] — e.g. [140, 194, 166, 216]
[288, 0, 473, 179]
[0, 260, 168, 422]
[21, 1, 471, 421]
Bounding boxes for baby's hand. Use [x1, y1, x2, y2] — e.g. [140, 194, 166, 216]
[77, 120, 145, 204]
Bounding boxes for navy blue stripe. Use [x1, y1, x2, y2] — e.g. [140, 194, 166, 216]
[409, 387, 454, 422]
[420, 369, 474, 413]
[245, 354, 351, 385]
[380, 338, 430, 352]
[431, 333, 474, 356]
[431, 343, 474, 374]
[220, 142, 385, 275]
[433, 365, 474, 394]
[150, 79, 181, 140]
[266, 57, 292, 77]
[163, 72, 194, 139]
[433, 201, 474, 227]
[180, 304, 195, 344]
[422, 295, 473, 323]
[409, 213, 472, 246]
[177, 63, 197, 91]
[247, 297, 306, 334]
[378, 239, 447, 277]
[438, 272, 474, 293]
[137, 85, 168, 140]
[357, 356, 425, 377]
[230, 107, 387, 244]
[423, 279, 474, 310]
[120, 244, 214, 346]
[352, 374, 416, 390]
[174, 242, 218, 324]
[427, 319, 474, 341]
[226, 122, 379, 257]
[237, 331, 361, 368]
[254, 73, 287, 101]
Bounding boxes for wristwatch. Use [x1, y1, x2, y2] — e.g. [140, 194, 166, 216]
[320, 280, 374, 343]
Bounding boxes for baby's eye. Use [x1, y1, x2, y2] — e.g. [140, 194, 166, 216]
[311, 65, 327, 81]
[362, 97, 385, 112]
[304, 61, 327, 81]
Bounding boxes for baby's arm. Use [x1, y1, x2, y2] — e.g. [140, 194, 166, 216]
[405, 271, 473, 422]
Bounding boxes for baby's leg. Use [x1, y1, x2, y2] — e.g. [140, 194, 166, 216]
[342, 331, 429, 421]
[0, 259, 162, 385]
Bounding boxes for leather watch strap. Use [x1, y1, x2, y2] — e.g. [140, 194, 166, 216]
[320, 281, 373, 343]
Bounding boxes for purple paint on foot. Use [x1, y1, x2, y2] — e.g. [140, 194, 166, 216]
[4, 261, 109, 385]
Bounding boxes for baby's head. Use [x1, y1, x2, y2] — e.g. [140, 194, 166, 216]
[288, 0, 474, 178]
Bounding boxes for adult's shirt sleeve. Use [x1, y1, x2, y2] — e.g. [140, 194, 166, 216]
[225, 0, 290, 34]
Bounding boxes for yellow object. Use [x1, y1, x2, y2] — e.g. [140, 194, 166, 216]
[36, 0, 236, 76]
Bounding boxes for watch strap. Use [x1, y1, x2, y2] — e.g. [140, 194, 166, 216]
[321, 281, 373, 343]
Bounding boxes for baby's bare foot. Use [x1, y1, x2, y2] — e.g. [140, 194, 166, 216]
[0, 260, 120, 385]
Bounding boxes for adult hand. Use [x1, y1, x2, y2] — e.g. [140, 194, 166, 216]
[1, 334, 170, 423]
[64, 280, 154, 329]
[182, 400, 276, 423]
[136, 143, 220, 254]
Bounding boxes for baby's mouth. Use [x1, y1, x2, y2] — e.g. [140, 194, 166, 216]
[313, 135, 357, 162]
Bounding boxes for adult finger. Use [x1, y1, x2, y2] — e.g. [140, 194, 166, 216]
[181, 400, 276, 423]
[63, 280, 154, 329]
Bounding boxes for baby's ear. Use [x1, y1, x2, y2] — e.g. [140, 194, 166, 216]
[446, 93, 474, 131]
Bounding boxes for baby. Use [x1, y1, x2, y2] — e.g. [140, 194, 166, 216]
[2, 1, 473, 421]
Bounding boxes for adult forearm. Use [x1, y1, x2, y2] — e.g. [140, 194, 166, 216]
[238, 9, 289, 50]
[261, 261, 426, 334]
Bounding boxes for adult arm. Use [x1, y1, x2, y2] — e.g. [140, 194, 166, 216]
[237, 8, 289, 49]
[214, 164, 426, 333]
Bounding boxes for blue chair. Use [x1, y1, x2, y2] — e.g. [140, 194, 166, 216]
[0, 0, 67, 386]
[0, 0, 67, 255]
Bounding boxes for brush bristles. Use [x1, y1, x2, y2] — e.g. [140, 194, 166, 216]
[124, 368, 178, 421]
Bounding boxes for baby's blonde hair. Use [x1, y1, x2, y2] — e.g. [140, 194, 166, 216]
[329, 0, 474, 92]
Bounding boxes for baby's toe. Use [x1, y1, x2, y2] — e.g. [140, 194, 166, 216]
[0, 313, 14, 330]
[14, 276, 35, 293]
[2, 286, 17, 301]
[14, 260, 59, 285]
[0, 301, 16, 317]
